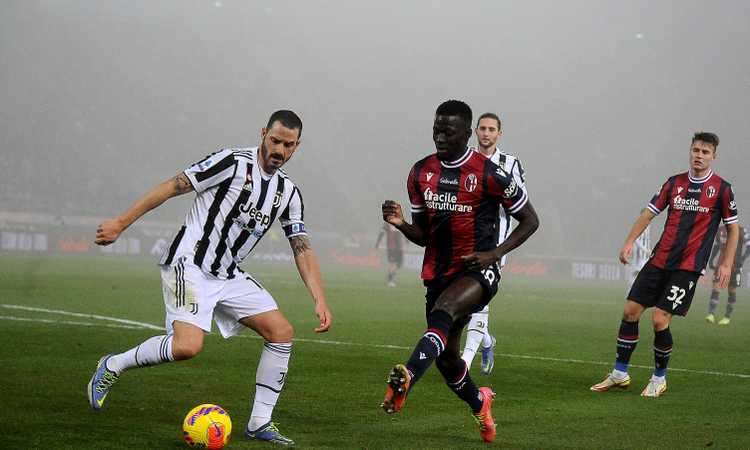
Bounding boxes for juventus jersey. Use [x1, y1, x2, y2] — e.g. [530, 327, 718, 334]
[474, 146, 526, 268]
[159, 147, 306, 279]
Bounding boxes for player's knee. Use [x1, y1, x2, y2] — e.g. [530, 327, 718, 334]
[267, 322, 294, 343]
[172, 338, 203, 361]
[651, 310, 671, 330]
[622, 302, 643, 321]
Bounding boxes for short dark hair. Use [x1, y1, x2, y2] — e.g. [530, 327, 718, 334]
[692, 131, 719, 149]
[477, 112, 501, 129]
[435, 100, 472, 128]
[266, 110, 303, 138]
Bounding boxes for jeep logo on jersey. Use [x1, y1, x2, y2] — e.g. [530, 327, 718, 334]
[465, 173, 477, 192]
[706, 185, 716, 198]
[238, 203, 272, 228]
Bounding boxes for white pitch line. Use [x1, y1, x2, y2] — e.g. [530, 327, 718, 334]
[0, 304, 163, 330]
[2, 304, 748, 379]
[0, 315, 147, 330]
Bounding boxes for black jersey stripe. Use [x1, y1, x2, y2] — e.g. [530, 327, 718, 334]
[477, 159, 501, 251]
[194, 153, 236, 182]
[193, 163, 238, 267]
[209, 165, 254, 276]
[433, 166, 458, 279]
[162, 225, 186, 266]
[267, 179, 287, 227]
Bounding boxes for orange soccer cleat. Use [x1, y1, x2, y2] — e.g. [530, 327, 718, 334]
[472, 387, 497, 443]
[381, 364, 411, 414]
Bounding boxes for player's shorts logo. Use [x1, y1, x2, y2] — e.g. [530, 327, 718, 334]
[706, 185, 716, 198]
[465, 173, 477, 192]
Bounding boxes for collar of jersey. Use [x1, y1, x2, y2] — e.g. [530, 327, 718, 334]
[688, 169, 713, 184]
[440, 147, 472, 168]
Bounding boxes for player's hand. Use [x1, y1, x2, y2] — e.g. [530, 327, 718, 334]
[715, 263, 732, 290]
[461, 251, 498, 271]
[619, 242, 633, 265]
[313, 301, 332, 333]
[95, 218, 124, 246]
[382, 200, 404, 227]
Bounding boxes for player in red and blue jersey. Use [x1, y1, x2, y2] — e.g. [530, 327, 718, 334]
[591, 132, 739, 397]
[379, 100, 539, 443]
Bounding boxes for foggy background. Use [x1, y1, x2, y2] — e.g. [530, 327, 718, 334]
[1, 0, 748, 259]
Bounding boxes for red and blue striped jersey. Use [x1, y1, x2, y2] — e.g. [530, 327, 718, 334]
[647, 170, 738, 274]
[407, 148, 528, 281]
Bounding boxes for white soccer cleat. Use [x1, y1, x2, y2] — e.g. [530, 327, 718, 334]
[705, 314, 715, 324]
[640, 375, 667, 398]
[590, 372, 630, 392]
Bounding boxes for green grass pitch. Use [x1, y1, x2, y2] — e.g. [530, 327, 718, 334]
[1, 253, 748, 449]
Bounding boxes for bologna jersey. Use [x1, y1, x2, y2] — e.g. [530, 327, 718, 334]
[646, 170, 738, 274]
[159, 147, 306, 279]
[408, 147, 529, 281]
[478, 146, 526, 268]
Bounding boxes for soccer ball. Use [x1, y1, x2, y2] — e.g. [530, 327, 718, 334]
[182, 404, 232, 449]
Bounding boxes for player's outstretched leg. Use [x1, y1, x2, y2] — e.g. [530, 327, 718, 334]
[381, 309, 452, 413]
[461, 308, 488, 369]
[591, 319, 638, 392]
[480, 334, 496, 375]
[88, 333, 178, 410]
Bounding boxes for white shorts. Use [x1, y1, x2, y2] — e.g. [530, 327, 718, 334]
[160, 258, 278, 338]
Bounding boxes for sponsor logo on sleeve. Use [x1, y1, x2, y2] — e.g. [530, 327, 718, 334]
[729, 200, 737, 211]
[503, 179, 518, 198]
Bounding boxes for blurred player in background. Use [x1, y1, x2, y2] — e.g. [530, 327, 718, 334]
[706, 224, 749, 325]
[626, 220, 652, 286]
[375, 223, 404, 287]
[88, 110, 332, 446]
[461, 112, 527, 376]
[380, 100, 539, 443]
[591, 132, 738, 398]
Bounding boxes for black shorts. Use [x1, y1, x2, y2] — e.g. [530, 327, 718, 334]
[628, 262, 700, 316]
[423, 264, 501, 321]
[387, 249, 403, 267]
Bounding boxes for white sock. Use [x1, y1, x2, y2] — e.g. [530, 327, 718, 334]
[247, 342, 292, 431]
[462, 313, 487, 368]
[612, 369, 629, 380]
[106, 335, 174, 375]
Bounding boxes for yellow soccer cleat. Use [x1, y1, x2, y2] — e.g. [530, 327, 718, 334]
[590, 372, 631, 392]
[718, 317, 731, 325]
[705, 314, 715, 324]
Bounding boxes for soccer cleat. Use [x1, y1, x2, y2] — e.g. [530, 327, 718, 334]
[472, 387, 497, 443]
[245, 421, 295, 446]
[590, 372, 631, 392]
[480, 335, 496, 375]
[87, 354, 119, 410]
[381, 364, 411, 414]
[387, 281, 397, 288]
[718, 317, 731, 325]
[640, 375, 667, 397]
[705, 314, 715, 324]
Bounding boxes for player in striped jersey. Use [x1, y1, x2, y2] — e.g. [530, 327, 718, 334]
[88, 110, 331, 445]
[591, 132, 739, 398]
[706, 224, 749, 325]
[380, 100, 539, 443]
[461, 112, 527, 376]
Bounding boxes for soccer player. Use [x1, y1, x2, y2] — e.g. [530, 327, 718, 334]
[88, 110, 331, 446]
[591, 131, 739, 397]
[626, 220, 652, 286]
[375, 223, 404, 287]
[706, 224, 749, 325]
[461, 112, 527, 376]
[380, 100, 539, 443]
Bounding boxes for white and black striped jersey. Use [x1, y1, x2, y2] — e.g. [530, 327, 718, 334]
[159, 147, 306, 279]
[473, 146, 527, 268]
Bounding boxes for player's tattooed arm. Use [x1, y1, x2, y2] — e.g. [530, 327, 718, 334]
[171, 172, 194, 195]
[290, 235, 312, 256]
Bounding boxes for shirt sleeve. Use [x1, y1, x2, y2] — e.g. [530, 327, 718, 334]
[183, 149, 237, 193]
[279, 186, 307, 238]
[722, 184, 738, 225]
[407, 165, 425, 215]
[512, 158, 526, 185]
[647, 178, 672, 215]
[488, 164, 528, 214]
